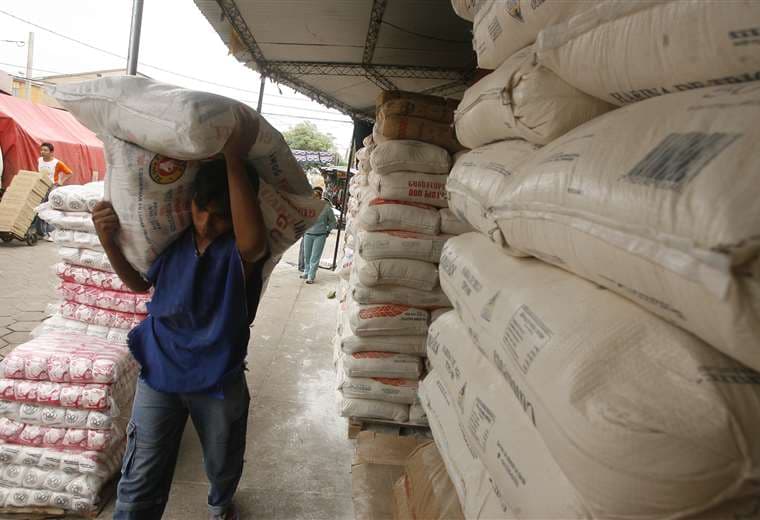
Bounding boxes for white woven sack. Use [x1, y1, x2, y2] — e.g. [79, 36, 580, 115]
[103, 136, 324, 275]
[428, 313, 590, 519]
[370, 140, 451, 175]
[355, 254, 439, 291]
[357, 229, 448, 263]
[338, 374, 418, 404]
[439, 208, 474, 236]
[455, 45, 612, 147]
[348, 300, 430, 337]
[341, 351, 423, 380]
[490, 84, 760, 371]
[50, 76, 311, 195]
[340, 333, 427, 356]
[419, 372, 514, 519]
[447, 140, 538, 246]
[451, 0, 479, 21]
[369, 171, 448, 208]
[473, 0, 597, 69]
[350, 281, 450, 310]
[537, 0, 760, 106]
[359, 198, 440, 235]
[439, 234, 760, 519]
[340, 397, 409, 423]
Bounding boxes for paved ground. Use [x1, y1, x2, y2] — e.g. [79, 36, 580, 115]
[0, 233, 353, 519]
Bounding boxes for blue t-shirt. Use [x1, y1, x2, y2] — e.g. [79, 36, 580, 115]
[128, 229, 266, 394]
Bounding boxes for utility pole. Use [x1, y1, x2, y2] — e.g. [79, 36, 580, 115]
[126, 0, 145, 75]
[25, 32, 34, 99]
[256, 74, 266, 112]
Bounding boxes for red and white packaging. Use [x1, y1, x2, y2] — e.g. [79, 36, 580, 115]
[348, 302, 429, 337]
[338, 375, 418, 404]
[369, 171, 448, 208]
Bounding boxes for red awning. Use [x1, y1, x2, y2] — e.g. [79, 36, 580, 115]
[0, 94, 105, 188]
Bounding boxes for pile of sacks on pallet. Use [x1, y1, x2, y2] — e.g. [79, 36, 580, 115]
[0, 183, 144, 514]
[415, 0, 760, 518]
[335, 91, 473, 425]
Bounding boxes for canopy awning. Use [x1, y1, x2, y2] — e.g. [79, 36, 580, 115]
[194, 0, 476, 121]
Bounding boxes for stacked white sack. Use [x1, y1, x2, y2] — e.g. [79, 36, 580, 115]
[489, 83, 760, 372]
[471, 0, 598, 70]
[454, 44, 613, 148]
[0, 332, 138, 514]
[438, 233, 760, 519]
[36, 183, 150, 344]
[336, 139, 472, 424]
[536, 0, 760, 106]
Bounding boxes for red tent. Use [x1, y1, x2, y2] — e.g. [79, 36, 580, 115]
[0, 94, 105, 189]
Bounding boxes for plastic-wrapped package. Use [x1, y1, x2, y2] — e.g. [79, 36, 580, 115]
[48, 182, 104, 212]
[58, 247, 113, 272]
[55, 263, 131, 292]
[0, 401, 121, 430]
[35, 204, 95, 232]
[56, 301, 146, 330]
[0, 418, 123, 452]
[51, 230, 103, 251]
[0, 332, 137, 384]
[0, 378, 135, 413]
[58, 282, 149, 314]
[33, 316, 131, 346]
[0, 441, 123, 477]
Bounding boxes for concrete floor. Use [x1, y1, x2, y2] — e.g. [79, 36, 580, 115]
[0, 233, 354, 519]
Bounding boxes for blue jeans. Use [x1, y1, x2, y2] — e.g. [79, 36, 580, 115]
[114, 372, 250, 519]
[302, 233, 328, 281]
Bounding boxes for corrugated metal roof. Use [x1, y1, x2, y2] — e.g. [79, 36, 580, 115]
[194, 0, 475, 121]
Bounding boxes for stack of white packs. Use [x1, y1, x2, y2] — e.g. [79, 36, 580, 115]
[422, 2, 760, 518]
[36, 183, 150, 344]
[0, 332, 137, 513]
[335, 136, 472, 425]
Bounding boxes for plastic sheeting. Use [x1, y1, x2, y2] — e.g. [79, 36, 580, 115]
[0, 95, 104, 189]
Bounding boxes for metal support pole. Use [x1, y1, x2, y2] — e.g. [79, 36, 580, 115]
[126, 0, 145, 75]
[331, 122, 358, 270]
[25, 32, 33, 99]
[256, 74, 266, 112]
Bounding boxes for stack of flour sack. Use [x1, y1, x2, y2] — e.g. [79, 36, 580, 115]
[335, 91, 473, 426]
[0, 183, 144, 515]
[417, 1, 760, 519]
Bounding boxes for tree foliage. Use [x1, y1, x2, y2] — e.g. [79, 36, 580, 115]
[283, 121, 337, 152]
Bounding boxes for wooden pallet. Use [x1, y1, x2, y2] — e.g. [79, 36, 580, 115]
[0, 476, 117, 519]
[347, 416, 430, 439]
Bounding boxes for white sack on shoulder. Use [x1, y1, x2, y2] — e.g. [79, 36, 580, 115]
[370, 140, 451, 176]
[490, 84, 760, 371]
[455, 45, 612, 147]
[369, 171, 448, 209]
[439, 233, 760, 519]
[50, 76, 311, 195]
[537, 0, 760, 106]
[103, 136, 323, 274]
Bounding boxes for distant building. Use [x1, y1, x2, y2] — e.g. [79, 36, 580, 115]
[0, 68, 149, 108]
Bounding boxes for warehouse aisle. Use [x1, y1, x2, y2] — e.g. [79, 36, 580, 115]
[101, 234, 353, 519]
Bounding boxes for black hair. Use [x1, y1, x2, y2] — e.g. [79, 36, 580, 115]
[40, 142, 54, 152]
[193, 158, 260, 217]
[313, 186, 324, 194]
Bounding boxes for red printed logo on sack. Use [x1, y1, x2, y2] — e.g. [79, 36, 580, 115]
[358, 304, 411, 319]
[149, 156, 187, 185]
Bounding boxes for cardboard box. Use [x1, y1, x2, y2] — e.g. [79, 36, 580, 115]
[351, 432, 427, 520]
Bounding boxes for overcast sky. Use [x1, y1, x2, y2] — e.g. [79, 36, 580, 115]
[0, 0, 354, 156]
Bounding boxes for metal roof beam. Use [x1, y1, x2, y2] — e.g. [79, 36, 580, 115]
[268, 61, 468, 80]
[362, 0, 395, 90]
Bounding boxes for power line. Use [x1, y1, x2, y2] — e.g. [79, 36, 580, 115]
[0, 8, 336, 105]
[0, 61, 65, 75]
[262, 112, 353, 124]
